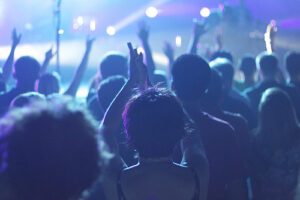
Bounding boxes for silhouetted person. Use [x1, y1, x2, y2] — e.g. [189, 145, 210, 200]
[285, 51, 300, 89]
[0, 56, 40, 116]
[10, 92, 46, 108]
[244, 52, 283, 120]
[88, 53, 128, 102]
[211, 58, 255, 129]
[37, 37, 95, 97]
[0, 101, 102, 200]
[249, 88, 300, 200]
[98, 43, 208, 200]
[38, 72, 60, 96]
[235, 55, 257, 92]
[201, 69, 251, 174]
[172, 54, 248, 200]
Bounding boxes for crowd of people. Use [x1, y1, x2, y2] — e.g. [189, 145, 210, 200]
[0, 17, 300, 200]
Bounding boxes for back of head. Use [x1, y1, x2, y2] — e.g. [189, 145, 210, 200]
[0, 101, 101, 200]
[258, 88, 299, 148]
[172, 54, 211, 102]
[257, 52, 278, 79]
[14, 56, 41, 85]
[201, 69, 224, 109]
[97, 75, 126, 111]
[10, 92, 46, 109]
[37, 72, 60, 96]
[239, 55, 257, 77]
[123, 88, 185, 159]
[100, 53, 128, 79]
[210, 50, 234, 63]
[210, 58, 234, 93]
[285, 51, 300, 80]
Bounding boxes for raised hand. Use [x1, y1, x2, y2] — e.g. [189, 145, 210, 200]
[12, 28, 22, 48]
[138, 22, 149, 42]
[264, 20, 277, 53]
[193, 19, 206, 38]
[163, 41, 175, 60]
[86, 36, 96, 51]
[45, 48, 55, 62]
[127, 42, 150, 89]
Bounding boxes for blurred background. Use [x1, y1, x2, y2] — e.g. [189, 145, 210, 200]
[0, 0, 299, 95]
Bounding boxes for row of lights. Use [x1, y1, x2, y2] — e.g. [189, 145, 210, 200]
[56, 6, 211, 36]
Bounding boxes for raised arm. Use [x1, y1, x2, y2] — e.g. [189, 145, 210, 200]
[138, 22, 155, 79]
[100, 42, 149, 157]
[2, 29, 21, 82]
[64, 37, 95, 97]
[188, 20, 206, 54]
[163, 41, 175, 79]
[264, 20, 277, 53]
[40, 48, 55, 75]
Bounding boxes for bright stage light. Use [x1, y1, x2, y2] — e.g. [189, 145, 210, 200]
[77, 16, 84, 26]
[175, 35, 182, 47]
[25, 23, 33, 30]
[90, 20, 96, 31]
[146, 6, 158, 18]
[58, 29, 64, 35]
[106, 26, 116, 36]
[200, 7, 211, 18]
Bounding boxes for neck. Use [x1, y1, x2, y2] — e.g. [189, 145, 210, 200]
[139, 157, 173, 166]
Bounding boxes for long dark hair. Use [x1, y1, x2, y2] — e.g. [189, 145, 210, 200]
[256, 88, 300, 149]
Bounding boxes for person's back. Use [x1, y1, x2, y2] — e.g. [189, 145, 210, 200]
[119, 162, 198, 200]
[172, 54, 248, 200]
[249, 88, 300, 200]
[0, 56, 40, 115]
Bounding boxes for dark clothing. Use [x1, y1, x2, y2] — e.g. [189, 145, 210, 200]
[117, 168, 200, 200]
[222, 92, 255, 129]
[286, 82, 300, 120]
[250, 134, 300, 200]
[0, 87, 33, 116]
[245, 80, 300, 124]
[189, 112, 246, 200]
[207, 109, 251, 175]
[244, 80, 281, 117]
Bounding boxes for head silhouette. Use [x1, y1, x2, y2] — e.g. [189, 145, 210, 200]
[257, 52, 278, 80]
[210, 50, 234, 63]
[239, 55, 257, 81]
[0, 101, 102, 200]
[123, 88, 185, 159]
[210, 58, 234, 94]
[37, 72, 60, 96]
[100, 53, 128, 79]
[258, 88, 299, 149]
[97, 75, 126, 112]
[14, 56, 41, 87]
[201, 69, 224, 109]
[10, 92, 46, 109]
[285, 51, 300, 82]
[172, 54, 211, 102]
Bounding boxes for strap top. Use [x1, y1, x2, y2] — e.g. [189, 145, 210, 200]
[117, 168, 200, 200]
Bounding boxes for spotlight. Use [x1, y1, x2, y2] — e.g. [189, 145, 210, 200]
[137, 47, 145, 54]
[58, 29, 64, 35]
[90, 20, 96, 31]
[175, 36, 182, 47]
[77, 16, 84, 26]
[25, 23, 33, 30]
[146, 6, 158, 18]
[106, 26, 116, 36]
[200, 7, 211, 18]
